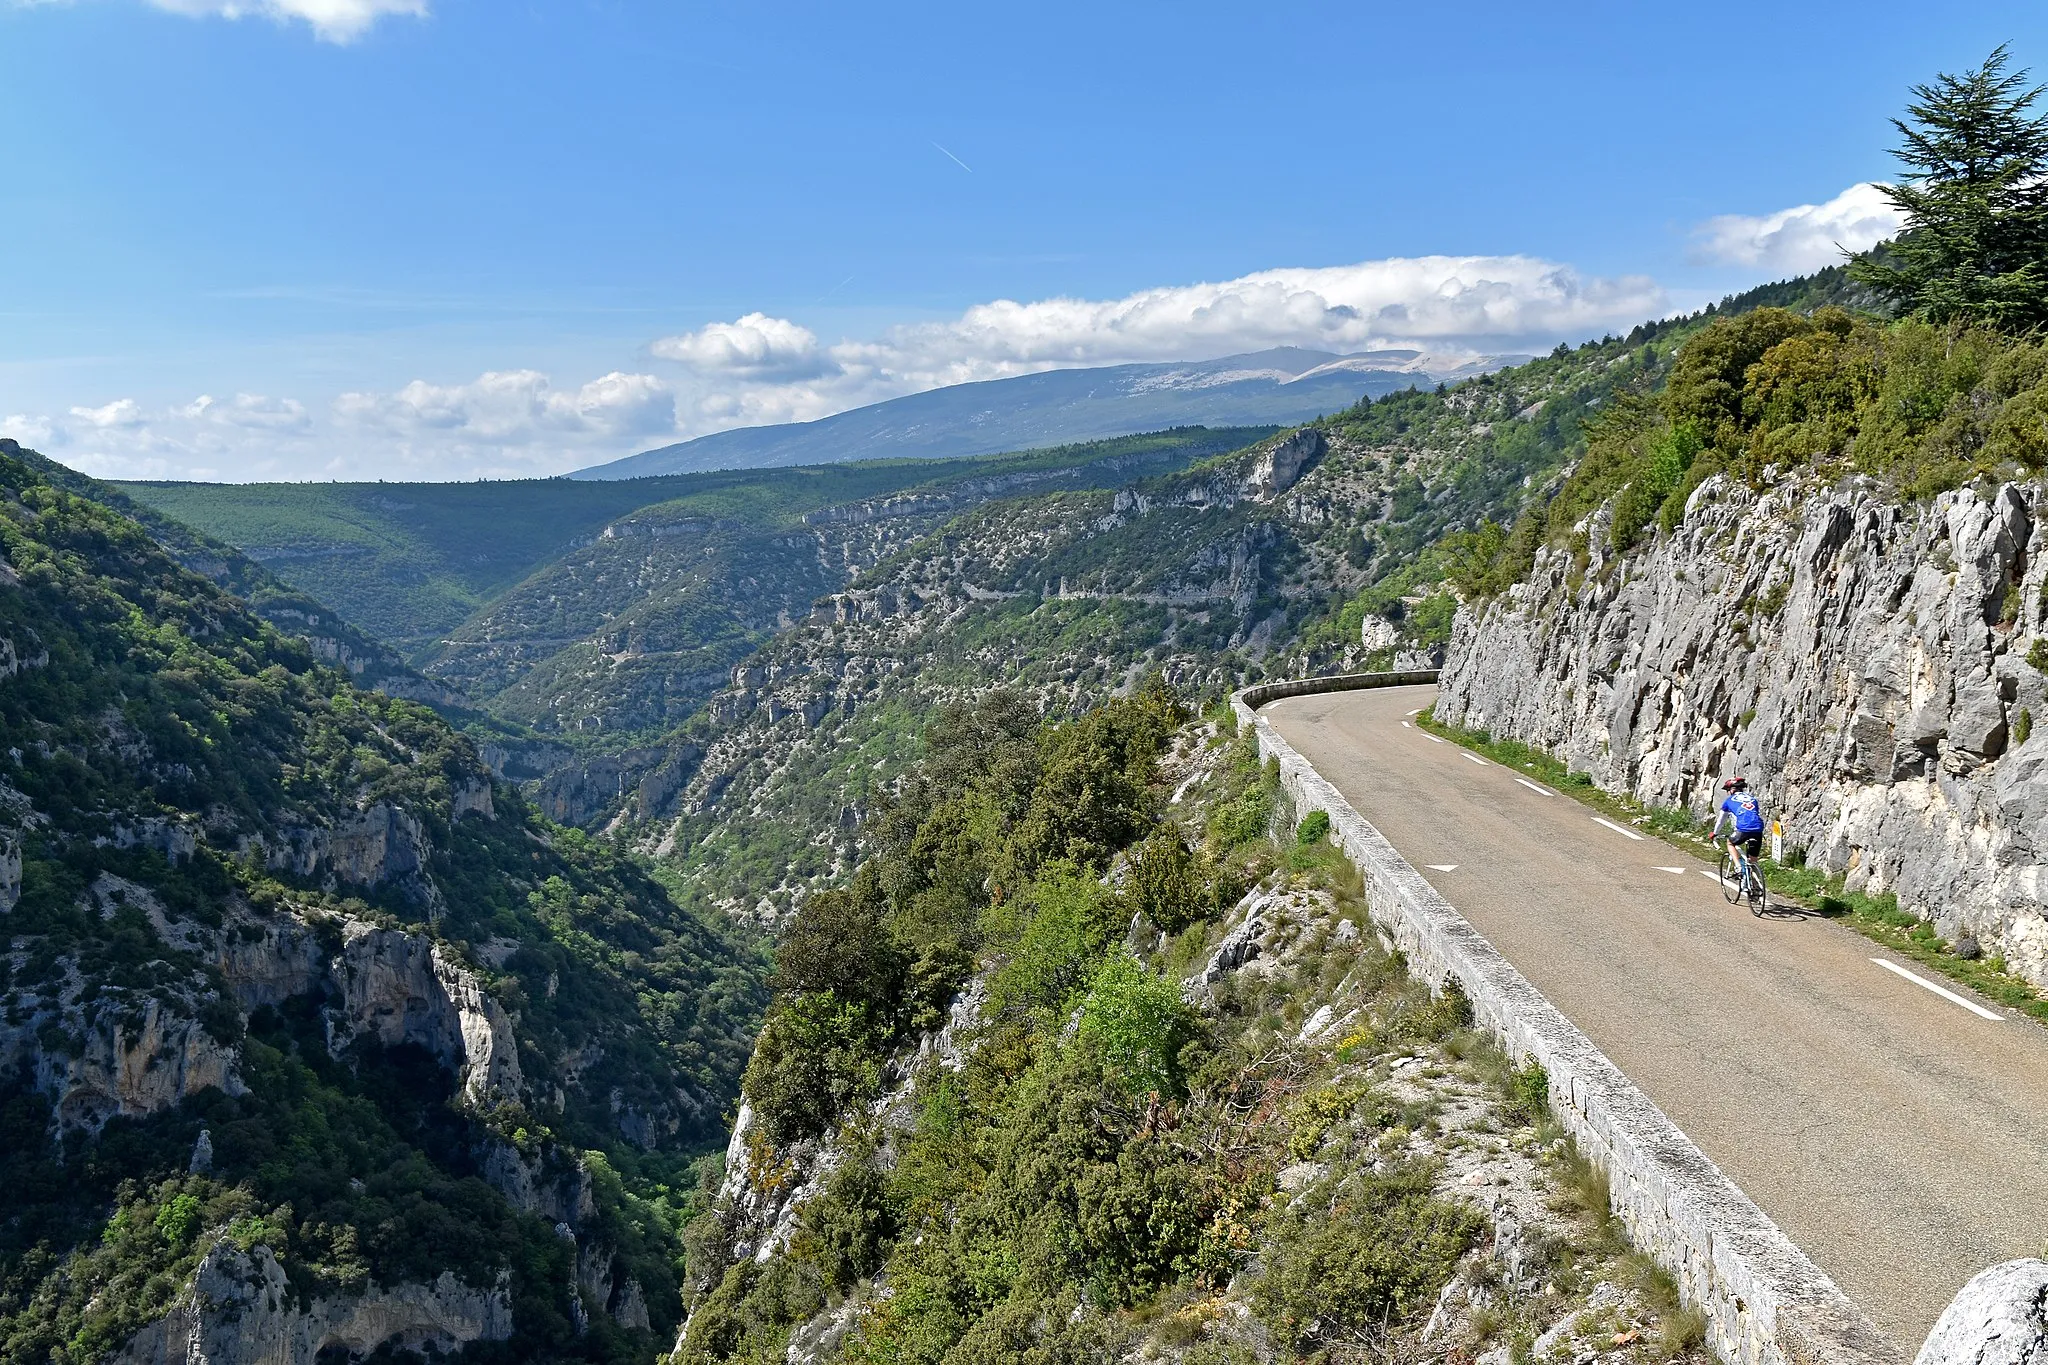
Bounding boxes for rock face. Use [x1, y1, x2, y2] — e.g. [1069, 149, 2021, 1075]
[328, 922, 524, 1106]
[1916, 1259, 2048, 1365]
[0, 826, 18, 912]
[1438, 475, 2048, 984]
[112, 1242, 513, 1365]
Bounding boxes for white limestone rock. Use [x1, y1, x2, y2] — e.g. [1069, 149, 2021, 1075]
[1439, 477, 2048, 986]
[112, 1242, 512, 1365]
[1917, 1260, 2048, 1365]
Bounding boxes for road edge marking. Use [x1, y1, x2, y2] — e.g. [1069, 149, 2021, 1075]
[1514, 777, 1555, 796]
[1871, 957, 2003, 1021]
[1463, 753, 1488, 766]
[1592, 816, 1646, 841]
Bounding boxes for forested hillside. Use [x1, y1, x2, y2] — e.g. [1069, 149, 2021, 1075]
[124, 430, 1270, 744]
[0, 450, 767, 1362]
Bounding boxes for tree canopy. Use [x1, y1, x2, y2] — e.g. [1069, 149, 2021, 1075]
[1853, 45, 2048, 330]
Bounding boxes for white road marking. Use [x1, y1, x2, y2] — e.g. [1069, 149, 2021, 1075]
[1406, 708, 1423, 716]
[1462, 753, 1487, 766]
[1426, 864, 1458, 872]
[1592, 816, 1646, 841]
[1871, 958, 2004, 1021]
[1699, 870, 1736, 888]
[1425, 735, 1446, 744]
[1652, 866, 1686, 875]
[1514, 778, 1555, 796]
[1400, 720, 1412, 729]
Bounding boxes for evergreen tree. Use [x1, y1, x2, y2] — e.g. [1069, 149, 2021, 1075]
[1852, 46, 2048, 330]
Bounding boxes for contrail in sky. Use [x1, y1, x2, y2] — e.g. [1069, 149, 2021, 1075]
[931, 141, 973, 173]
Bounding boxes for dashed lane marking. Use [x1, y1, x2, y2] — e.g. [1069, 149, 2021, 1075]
[1872, 957, 2004, 1021]
[1652, 866, 1686, 875]
[1425, 864, 1458, 872]
[1407, 708, 1424, 716]
[1462, 753, 1488, 766]
[1401, 720, 1412, 729]
[1514, 778, 1555, 796]
[1592, 816, 1647, 841]
[1699, 870, 1735, 888]
[1425, 734, 1447, 744]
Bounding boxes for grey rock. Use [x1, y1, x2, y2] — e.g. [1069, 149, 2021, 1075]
[112, 1241, 511, 1365]
[189, 1128, 213, 1174]
[1439, 477, 2048, 987]
[1915, 1259, 2048, 1365]
[0, 827, 17, 913]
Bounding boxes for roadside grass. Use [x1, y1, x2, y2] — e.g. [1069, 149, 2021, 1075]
[1415, 707, 2048, 1028]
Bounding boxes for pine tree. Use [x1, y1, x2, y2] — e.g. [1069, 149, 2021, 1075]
[1852, 46, 2048, 330]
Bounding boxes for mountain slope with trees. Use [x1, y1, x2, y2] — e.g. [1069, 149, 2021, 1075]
[0, 449, 768, 1363]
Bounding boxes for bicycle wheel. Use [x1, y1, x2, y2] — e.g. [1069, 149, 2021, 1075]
[1749, 862, 1769, 917]
[1718, 846, 1740, 904]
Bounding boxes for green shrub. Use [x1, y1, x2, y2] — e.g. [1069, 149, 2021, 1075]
[1295, 810, 1331, 846]
[2018, 708, 2035, 747]
[1250, 1167, 1483, 1350]
[2030, 639, 2048, 673]
[1128, 828, 1205, 933]
[988, 863, 1124, 1016]
[1078, 951, 1199, 1098]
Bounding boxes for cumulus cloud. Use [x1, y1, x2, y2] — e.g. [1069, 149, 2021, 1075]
[334, 370, 675, 444]
[1692, 182, 1905, 272]
[652, 313, 829, 379]
[648, 254, 1666, 433]
[69, 398, 148, 429]
[19, 0, 425, 43]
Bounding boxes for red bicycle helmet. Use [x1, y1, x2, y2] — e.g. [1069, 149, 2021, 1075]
[1721, 776, 1748, 791]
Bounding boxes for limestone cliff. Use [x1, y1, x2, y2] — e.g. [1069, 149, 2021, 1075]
[1438, 473, 2048, 984]
[112, 1242, 513, 1365]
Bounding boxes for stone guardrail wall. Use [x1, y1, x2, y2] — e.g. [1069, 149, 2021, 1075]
[1235, 674, 1904, 1365]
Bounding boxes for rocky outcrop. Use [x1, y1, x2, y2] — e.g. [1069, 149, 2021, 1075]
[0, 826, 18, 912]
[1916, 1260, 2048, 1365]
[1439, 476, 2048, 985]
[248, 802, 438, 904]
[1243, 428, 1326, 499]
[16, 988, 247, 1133]
[327, 922, 524, 1106]
[113, 1241, 513, 1365]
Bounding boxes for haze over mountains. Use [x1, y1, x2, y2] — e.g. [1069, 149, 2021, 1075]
[576, 346, 1521, 479]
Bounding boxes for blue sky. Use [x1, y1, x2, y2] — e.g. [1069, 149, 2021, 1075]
[6, 0, 2047, 481]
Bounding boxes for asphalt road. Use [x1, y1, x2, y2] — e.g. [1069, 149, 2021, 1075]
[1264, 685, 2048, 1347]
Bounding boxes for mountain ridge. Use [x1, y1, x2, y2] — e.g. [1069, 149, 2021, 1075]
[574, 347, 1523, 480]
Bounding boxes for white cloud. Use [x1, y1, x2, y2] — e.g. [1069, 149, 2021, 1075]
[181, 393, 312, 430]
[18, 0, 425, 43]
[69, 398, 148, 429]
[334, 370, 675, 445]
[1692, 182, 1905, 272]
[652, 313, 829, 379]
[648, 254, 1666, 434]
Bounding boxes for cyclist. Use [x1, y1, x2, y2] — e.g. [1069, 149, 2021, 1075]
[1710, 777, 1767, 888]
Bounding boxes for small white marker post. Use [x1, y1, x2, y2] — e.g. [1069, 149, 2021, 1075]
[1592, 816, 1646, 841]
[1871, 958, 2003, 1021]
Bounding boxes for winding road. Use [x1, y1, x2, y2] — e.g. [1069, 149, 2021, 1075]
[1262, 684, 2048, 1346]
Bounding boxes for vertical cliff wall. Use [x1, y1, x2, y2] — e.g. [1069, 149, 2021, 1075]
[1437, 473, 2048, 985]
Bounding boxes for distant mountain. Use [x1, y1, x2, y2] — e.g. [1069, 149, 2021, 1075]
[573, 346, 1522, 479]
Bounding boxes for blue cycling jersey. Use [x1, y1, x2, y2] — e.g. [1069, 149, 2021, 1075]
[1720, 790, 1765, 834]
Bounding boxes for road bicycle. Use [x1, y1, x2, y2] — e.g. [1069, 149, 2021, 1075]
[1718, 840, 1769, 916]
